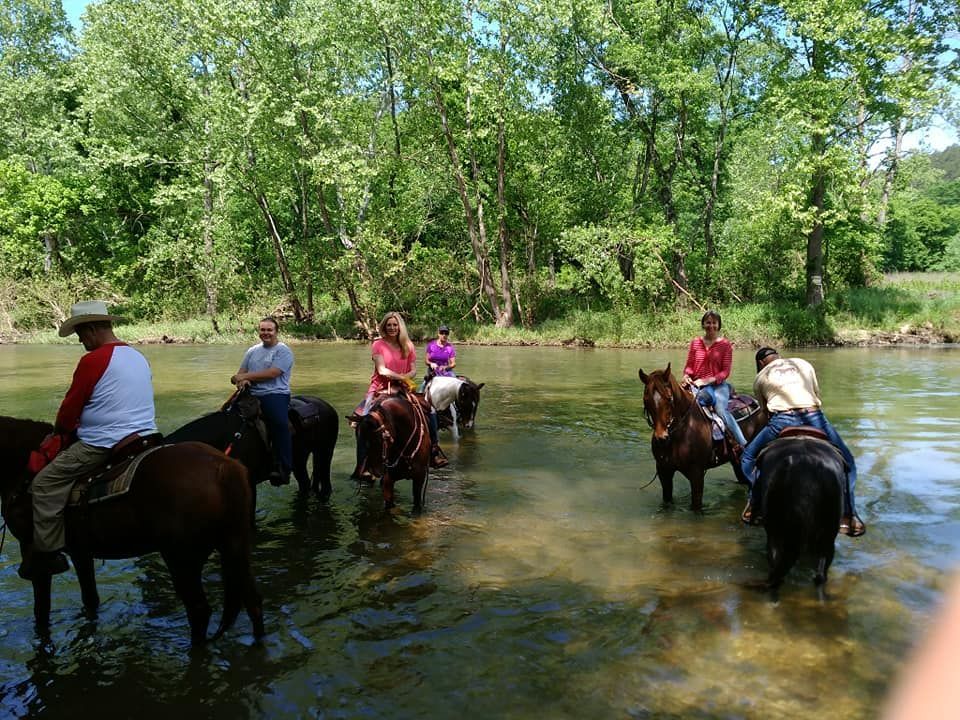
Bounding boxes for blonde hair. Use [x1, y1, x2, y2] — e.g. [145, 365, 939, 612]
[378, 311, 413, 358]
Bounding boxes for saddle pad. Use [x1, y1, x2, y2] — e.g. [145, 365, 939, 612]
[289, 396, 320, 429]
[68, 445, 166, 506]
[730, 394, 760, 421]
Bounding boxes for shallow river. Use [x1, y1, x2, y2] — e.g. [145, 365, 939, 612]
[1, 343, 959, 719]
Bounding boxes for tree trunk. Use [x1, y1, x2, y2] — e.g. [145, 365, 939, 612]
[805, 40, 827, 308]
[201, 144, 220, 333]
[430, 66, 501, 320]
[253, 191, 306, 321]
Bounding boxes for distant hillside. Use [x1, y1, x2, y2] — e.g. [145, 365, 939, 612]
[931, 145, 960, 181]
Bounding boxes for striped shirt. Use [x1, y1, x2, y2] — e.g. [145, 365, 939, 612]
[683, 336, 734, 383]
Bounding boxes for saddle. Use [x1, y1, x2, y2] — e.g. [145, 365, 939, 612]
[756, 426, 848, 469]
[68, 433, 165, 507]
[698, 392, 761, 441]
[289, 396, 322, 431]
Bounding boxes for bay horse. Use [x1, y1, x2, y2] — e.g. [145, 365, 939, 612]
[638, 364, 767, 511]
[166, 391, 339, 500]
[427, 375, 485, 440]
[353, 393, 431, 510]
[758, 429, 844, 592]
[0, 416, 264, 644]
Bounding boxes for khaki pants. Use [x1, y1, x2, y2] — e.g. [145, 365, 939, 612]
[32, 441, 110, 551]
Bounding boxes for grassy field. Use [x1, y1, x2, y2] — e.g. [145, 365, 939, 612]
[4, 273, 958, 348]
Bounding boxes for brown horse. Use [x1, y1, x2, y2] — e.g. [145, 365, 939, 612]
[637, 364, 767, 511]
[353, 393, 431, 510]
[0, 416, 265, 644]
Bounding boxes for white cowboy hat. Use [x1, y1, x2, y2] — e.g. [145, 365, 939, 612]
[58, 300, 125, 337]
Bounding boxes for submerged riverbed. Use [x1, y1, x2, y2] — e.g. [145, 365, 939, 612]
[1, 343, 958, 718]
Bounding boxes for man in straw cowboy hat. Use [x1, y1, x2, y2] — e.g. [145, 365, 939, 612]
[19, 300, 158, 580]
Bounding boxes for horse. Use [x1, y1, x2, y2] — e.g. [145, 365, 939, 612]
[757, 428, 844, 591]
[431, 375, 484, 437]
[166, 392, 339, 501]
[0, 416, 264, 644]
[637, 364, 767, 510]
[353, 393, 431, 510]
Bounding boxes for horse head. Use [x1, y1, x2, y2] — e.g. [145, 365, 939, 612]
[638, 364, 688, 442]
[456, 378, 484, 429]
[356, 407, 390, 478]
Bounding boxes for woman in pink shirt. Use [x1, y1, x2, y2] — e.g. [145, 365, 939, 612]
[353, 312, 447, 471]
[681, 310, 748, 448]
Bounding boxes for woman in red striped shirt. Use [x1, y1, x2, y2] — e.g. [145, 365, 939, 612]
[681, 310, 748, 450]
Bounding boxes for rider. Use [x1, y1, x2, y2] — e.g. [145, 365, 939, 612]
[425, 324, 456, 378]
[681, 310, 748, 453]
[740, 347, 864, 536]
[354, 312, 448, 471]
[231, 317, 294, 486]
[20, 300, 158, 580]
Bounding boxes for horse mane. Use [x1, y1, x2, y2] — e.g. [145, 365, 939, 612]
[645, 367, 693, 414]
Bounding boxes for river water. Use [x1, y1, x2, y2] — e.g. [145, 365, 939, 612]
[1, 343, 959, 719]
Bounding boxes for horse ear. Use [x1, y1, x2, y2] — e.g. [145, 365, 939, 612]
[638, 368, 648, 383]
[476, 383, 484, 390]
[665, 362, 672, 376]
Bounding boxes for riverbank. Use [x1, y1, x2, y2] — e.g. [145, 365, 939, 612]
[2, 272, 957, 348]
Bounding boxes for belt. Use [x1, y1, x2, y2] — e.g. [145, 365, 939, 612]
[774, 407, 819, 415]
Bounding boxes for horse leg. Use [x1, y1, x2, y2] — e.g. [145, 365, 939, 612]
[689, 470, 706, 512]
[312, 428, 336, 501]
[213, 535, 264, 641]
[163, 551, 212, 645]
[382, 471, 397, 510]
[291, 434, 311, 495]
[412, 468, 428, 512]
[71, 552, 100, 616]
[656, 464, 675, 505]
[31, 574, 53, 631]
[766, 536, 797, 591]
[814, 540, 836, 586]
[449, 405, 460, 442]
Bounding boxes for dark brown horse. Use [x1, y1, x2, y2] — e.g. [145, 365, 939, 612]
[353, 393, 431, 510]
[0, 416, 265, 644]
[637, 364, 767, 510]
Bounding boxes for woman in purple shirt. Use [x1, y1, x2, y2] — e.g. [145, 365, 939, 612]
[425, 325, 456, 377]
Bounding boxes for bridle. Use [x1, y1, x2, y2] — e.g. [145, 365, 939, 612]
[364, 395, 428, 471]
[643, 375, 697, 439]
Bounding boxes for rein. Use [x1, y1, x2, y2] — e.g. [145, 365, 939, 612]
[368, 394, 428, 471]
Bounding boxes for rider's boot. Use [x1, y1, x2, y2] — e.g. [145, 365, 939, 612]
[18, 547, 70, 580]
[430, 445, 449, 469]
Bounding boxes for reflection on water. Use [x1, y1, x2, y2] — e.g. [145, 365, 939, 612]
[1, 343, 959, 718]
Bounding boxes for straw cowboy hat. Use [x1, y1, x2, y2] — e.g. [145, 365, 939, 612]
[58, 300, 125, 337]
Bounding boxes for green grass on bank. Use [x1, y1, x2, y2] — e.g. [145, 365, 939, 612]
[4, 273, 958, 347]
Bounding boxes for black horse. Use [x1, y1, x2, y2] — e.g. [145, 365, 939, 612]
[167, 392, 339, 500]
[757, 428, 844, 591]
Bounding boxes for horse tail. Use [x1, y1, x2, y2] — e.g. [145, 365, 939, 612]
[211, 458, 264, 641]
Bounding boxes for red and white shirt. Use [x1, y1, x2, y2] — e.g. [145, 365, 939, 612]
[55, 342, 157, 448]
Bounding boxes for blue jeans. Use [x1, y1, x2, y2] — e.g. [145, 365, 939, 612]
[256, 393, 292, 476]
[741, 409, 857, 515]
[698, 383, 748, 446]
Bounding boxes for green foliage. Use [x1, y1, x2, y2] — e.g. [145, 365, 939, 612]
[0, 0, 955, 332]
